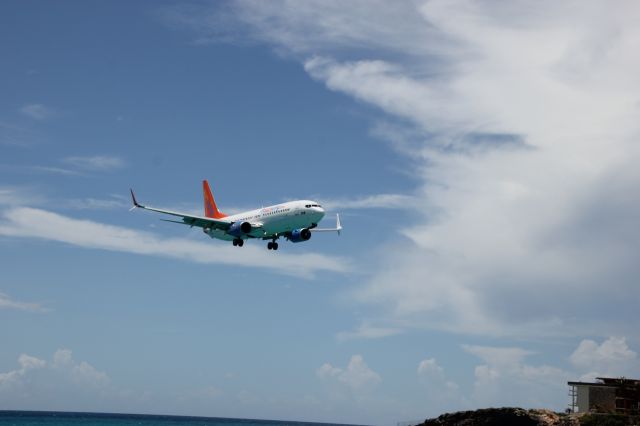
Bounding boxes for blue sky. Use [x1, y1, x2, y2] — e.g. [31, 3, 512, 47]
[2, 1, 640, 425]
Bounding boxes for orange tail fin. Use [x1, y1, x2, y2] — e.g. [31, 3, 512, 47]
[203, 180, 226, 219]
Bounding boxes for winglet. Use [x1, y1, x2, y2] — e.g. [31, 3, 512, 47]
[130, 188, 141, 211]
[336, 214, 342, 236]
[203, 180, 226, 219]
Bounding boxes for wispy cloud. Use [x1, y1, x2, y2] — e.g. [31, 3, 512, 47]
[20, 103, 54, 120]
[336, 321, 403, 341]
[0, 186, 44, 207]
[0, 187, 131, 212]
[0, 292, 49, 313]
[320, 193, 418, 211]
[28, 156, 125, 177]
[0, 121, 41, 147]
[64, 196, 129, 210]
[63, 156, 125, 171]
[161, 1, 447, 57]
[0, 207, 349, 278]
[30, 165, 82, 176]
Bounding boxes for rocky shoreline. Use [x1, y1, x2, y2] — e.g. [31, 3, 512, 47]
[419, 407, 638, 426]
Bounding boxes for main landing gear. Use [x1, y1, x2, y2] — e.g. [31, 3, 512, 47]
[267, 241, 279, 250]
[232, 238, 244, 247]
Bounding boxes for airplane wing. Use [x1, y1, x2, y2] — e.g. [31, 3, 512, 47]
[311, 214, 342, 235]
[129, 189, 231, 231]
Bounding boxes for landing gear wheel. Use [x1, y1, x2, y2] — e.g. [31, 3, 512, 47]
[237, 239, 244, 247]
[272, 242, 278, 250]
[267, 242, 273, 250]
[232, 239, 238, 246]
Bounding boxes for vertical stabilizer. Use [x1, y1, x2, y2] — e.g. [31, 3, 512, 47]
[203, 180, 226, 218]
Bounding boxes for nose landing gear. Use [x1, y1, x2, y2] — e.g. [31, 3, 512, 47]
[232, 238, 244, 247]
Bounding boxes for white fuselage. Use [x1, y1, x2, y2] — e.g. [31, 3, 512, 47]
[205, 200, 325, 241]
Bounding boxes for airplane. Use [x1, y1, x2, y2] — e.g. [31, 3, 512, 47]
[129, 180, 341, 250]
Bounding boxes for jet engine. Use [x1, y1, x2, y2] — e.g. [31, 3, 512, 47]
[289, 228, 311, 243]
[228, 221, 252, 237]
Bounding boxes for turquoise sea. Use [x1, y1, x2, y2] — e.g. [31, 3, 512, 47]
[0, 412, 362, 426]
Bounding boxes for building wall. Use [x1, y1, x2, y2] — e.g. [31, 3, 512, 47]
[576, 385, 590, 413]
[589, 386, 616, 413]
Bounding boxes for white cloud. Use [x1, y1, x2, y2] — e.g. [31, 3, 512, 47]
[30, 166, 81, 176]
[53, 348, 73, 367]
[0, 354, 46, 388]
[416, 357, 463, 413]
[20, 104, 53, 120]
[0, 349, 107, 391]
[417, 358, 444, 377]
[64, 196, 129, 210]
[320, 193, 418, 211]
[0, 187, 129, 211]
[27, 157, 124, 177]
[0, 292, 48, 313]
[463, 344, 570, 409]
[317, 355, 381, 391]
[570, 337, 638, 380]
[304, 57, 446, 133]
[203, 0, 640, 338]
[317, 363, 342, 379]
[63, 156, 125, 171]
[408, 339, 640, 413]
[161, 1, 445, 56]
[0, 207, 349, 278]
[51, 349, 109, 387]
[0, 349, 111, 410]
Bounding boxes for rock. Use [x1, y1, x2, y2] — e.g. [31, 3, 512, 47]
[419, 407, 577, 426]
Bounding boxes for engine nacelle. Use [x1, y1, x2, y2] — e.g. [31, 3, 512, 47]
[289, 228, 311, 243]
[228, 221, 252, 237]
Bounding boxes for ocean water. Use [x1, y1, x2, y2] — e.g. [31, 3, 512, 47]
[0, 412, 362, 426]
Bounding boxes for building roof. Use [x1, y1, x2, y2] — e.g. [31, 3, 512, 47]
[568, 377, 640, 387]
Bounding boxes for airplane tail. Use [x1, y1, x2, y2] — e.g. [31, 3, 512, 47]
[203, 180, 226, 219]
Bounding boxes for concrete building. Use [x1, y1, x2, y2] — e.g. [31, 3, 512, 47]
[568, 377, 640, 415]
